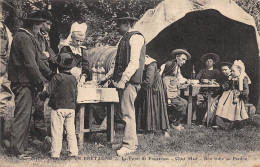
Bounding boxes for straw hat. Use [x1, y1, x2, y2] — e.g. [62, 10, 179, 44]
[170, 49, 191, 60]
[200, 53, 220, 63]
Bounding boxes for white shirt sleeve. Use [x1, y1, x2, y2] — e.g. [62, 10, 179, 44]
[121, 34, 145, 83]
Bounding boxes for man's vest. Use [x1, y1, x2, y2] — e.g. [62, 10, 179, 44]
[112, 31, 146, 84]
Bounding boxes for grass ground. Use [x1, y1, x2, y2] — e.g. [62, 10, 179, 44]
[1, 101, 260, 167]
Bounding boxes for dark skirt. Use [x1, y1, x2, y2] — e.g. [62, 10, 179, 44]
[135, 73, 169, 132]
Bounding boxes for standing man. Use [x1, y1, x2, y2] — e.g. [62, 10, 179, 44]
[112, 12, 146, 157]
[32, 11, 56, 141]
[0, 14, 13, 145]
[7, 12, 46, 159]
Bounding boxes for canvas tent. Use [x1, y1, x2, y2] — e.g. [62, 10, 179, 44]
[133, 0, 260, 110]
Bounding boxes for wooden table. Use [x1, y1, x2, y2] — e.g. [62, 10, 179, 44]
[76, 87, 119, 149]
[185, 83, 220, 127]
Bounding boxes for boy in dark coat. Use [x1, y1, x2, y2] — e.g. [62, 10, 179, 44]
[40, 53, 78, 159]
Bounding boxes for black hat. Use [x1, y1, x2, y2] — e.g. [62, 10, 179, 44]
[20, 11, 47, 22]
[220, 62, 232, 68]
[40, 11, 55, 22]
[54, 53, 76, 69]
[113, 12, 138, 21]
[200, 53, 220, 63]
[170, 49, 191, 60]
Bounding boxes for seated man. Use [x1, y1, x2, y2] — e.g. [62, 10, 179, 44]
[195, 53, 221, 125]
[162, 49, 191, 131]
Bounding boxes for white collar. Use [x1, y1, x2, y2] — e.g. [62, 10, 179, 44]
[207, 67, 214, 71]
[19, 28, 35, 37]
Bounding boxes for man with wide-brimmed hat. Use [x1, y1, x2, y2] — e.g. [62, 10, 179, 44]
[6, 11, 47, 159]
[195, 53, 221, 126]
[162, 49, 191, 131]
[110, 12, 146, 156]
[32, 10, 57, 142]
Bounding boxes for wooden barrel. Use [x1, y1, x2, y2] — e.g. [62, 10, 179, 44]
[83, 46, 117, 73]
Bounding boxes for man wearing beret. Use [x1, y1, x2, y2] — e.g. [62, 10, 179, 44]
[111, 12, 146, 156]
[162, 49, 191, 131]
[6, 12, 46, 159]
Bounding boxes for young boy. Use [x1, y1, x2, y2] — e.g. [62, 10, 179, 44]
[40, 53, 78, 159]
[195, 53, 221, 125]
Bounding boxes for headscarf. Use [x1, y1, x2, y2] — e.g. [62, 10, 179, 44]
[58, 22, 87, 53]
[232, 60, 251, 91]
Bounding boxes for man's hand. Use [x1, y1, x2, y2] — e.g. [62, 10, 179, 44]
[113, 80, 126, 89]
[97, 76, 107, 85]
[43, 51, 50, 58]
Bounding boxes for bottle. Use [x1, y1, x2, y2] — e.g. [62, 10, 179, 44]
[100, 61, 106, 79]
[92, 65, 97, 82]
[191, 65, 196, 79]
[96, 61, 101, 81]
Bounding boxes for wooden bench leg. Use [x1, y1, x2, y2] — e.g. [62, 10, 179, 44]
[107, 103, 114, 143]
[207, 88, 212, 127]
[78, 104, 85, 150]
[187, 86, 193, 126]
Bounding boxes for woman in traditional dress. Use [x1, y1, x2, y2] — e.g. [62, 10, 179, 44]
[214, 60, 251, 130]
[59, 22, 91, 81]
[135, 55, 170, 137]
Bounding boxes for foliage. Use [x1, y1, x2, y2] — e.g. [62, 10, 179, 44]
[2, 0, 260, 49]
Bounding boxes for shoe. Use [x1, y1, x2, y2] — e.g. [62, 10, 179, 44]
[17, 154, 32, 160]
[212, 125, 219, 129]
[164, 132, 170, 138]
[116, 147, 136, 157]
[66, 156, 78, 160]
[170, 124, 184, 131]
[2, 139, 10, 149]
[50, 157, 60, 160]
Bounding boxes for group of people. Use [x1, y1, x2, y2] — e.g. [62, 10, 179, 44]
[0, 9, 251, 159]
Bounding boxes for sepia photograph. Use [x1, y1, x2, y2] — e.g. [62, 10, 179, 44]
[0, 0, 260, 166]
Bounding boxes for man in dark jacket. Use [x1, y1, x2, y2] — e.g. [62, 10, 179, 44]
[32, 11, 56, 141]
[111, 12, 146, 157]
[6, 12, 46, 159]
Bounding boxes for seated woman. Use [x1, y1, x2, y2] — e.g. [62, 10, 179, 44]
[195, 53, 221, 125]
[203, 62, 233, 125]
[59, 22, 91, 81]
[214, 60, 250, 130]
[135, 55, 170, 137]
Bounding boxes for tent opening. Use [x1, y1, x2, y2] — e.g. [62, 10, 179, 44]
[146, 9, 259, 106]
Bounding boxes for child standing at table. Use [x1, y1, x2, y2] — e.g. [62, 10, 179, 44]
[40, 53, 78, 159]
[215, 60, 250, 130]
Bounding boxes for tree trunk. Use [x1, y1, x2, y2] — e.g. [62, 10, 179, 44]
[12, 0, 23, 33]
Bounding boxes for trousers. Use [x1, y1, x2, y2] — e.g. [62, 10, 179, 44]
[119, 83, 140, 150]
[51, 108, 78, 157]
[10, 85, 33, 155]
[0, 73, 12, 116]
